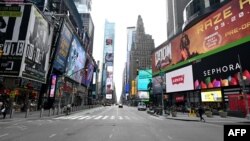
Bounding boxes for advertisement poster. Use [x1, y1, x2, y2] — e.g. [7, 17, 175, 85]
[201, 89, 222, 102]
[193, 42, 250, 90]
[21, 5, 53, 83]
[53, 21, 73, 72]
[152, 74, 166, 94]
[137, 69, 152, 91]
[165, 65, 194, 93]
[152, 0, 250, 74]
[106, 66, 113, 95]
[81, 55, 94, 87]
[65, 35, 87, 83]
[49, 74, 57, 98]
[0, 4, 30, 76]
[138, 91, 149, 100]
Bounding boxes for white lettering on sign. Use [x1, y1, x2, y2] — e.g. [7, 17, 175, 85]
[228, 129, 247, 136]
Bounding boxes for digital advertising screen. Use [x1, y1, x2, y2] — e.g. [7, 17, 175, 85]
[165, 65, 194, 93]
[49, 74, 57, 98]
[138, 91, 149, 100]
[137, 69, 152, 91]
[65, 35, 87, 83]
[152, 0, 250, 74]
[193, 42, 250, 90]
[201, 89, 222, 102]
[53, 21, 73, 72]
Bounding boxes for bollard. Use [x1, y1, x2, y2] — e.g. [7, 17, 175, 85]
[9, 108, 14, 119]
[25, 109, 29, 118]
[48, 108, 51, 116]
[40, 108, 44, 118]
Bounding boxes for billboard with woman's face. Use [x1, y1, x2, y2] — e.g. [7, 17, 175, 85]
[65, 35, 87, 83]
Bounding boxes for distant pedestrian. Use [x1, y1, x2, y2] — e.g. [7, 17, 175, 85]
[1, 103, 7, 119]
[198, 106, 205, 122]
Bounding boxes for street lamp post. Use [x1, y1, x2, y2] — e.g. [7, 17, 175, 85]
[157, 61, 165, 116]
[238, 55, 250, 119]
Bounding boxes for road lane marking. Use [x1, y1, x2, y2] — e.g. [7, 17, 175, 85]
[86, 116, 95, 119]
[78, 116, 90, 120]
[125, 116, 130, 120]
[49, 134, 56, 138]
[102, 116, 109, 119]
[69, 116, 82, 120]
[168, 135, 173, 140]
[0, 133, 9, 138]
[109, 134, 113, 138]
[118, 116, 123, 120]
[94, 116, 103, 119]
[110, 116, 115, 120]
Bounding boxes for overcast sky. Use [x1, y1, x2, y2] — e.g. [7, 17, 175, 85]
[91, 0, 167, 101]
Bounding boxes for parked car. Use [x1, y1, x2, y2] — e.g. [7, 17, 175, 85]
[118, 104, 123, 108]
[137, 102, 146, 111]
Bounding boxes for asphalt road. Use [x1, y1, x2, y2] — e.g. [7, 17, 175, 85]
[0, 105, 227, 141]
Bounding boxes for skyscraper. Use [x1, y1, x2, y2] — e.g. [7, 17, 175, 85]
[101, 20, 115, 104]
[166, 0, 190, 39]
[129, 15, 154, 100]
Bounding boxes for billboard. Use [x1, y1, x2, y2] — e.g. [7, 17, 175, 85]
[138, 91, 149, 100]
[152, 0, 250, 74]
[81, 55, 94, 87]
[0, 3, 53, 83]
[65, 35, 87, 83]
[165, 65, 194, 93]
[152, 74, 166, 94]
[137, 69, 152, 91]
[53, 21, 73, 72]
[49, 74, 57, 98]
[105, 66, 113, 95]
[0, 4, 30, 76]
[193, 42, 250, 90]
[21, 5, 53, 83]
[201, 89, 222, 102]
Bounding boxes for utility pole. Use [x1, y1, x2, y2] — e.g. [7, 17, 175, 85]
[238, 54, 250, 119]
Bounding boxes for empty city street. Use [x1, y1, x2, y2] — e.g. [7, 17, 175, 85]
[0, 106, 225, 141]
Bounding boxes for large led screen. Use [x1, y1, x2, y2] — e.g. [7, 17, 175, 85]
[152, 0, 250, 74]
[165, 65, 194, 93]
[81, 56, 94, 87]
[152, 74, 166, 94]
[65, 35, 87, 83]
[137, 69, 152, 91]
[53, 21, 73, 72]
[201, 89, 222, 102]
[193, 42, 250, 90]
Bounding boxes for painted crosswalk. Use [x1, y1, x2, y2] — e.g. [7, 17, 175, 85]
[53, 115, 148, 120]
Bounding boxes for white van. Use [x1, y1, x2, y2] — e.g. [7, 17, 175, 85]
[137, 102, 146, 111]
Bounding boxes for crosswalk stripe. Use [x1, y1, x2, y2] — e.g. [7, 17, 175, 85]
[110, 116, 115, 119]
[86, 116, 95, 119]
[118, 116, 123, 120]
[125, 116, 130, 120]
[69, 116, 82, 119]
[94, 116, 103, 119]
[78, 116, 90, 120]
[102, 116, 108, 119]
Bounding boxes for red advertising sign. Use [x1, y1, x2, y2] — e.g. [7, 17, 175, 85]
[153, 0, 250, 74]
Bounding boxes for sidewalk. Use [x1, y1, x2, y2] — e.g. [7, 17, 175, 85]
[163, 112, 250, 123]
[0, 105, 102, 123]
